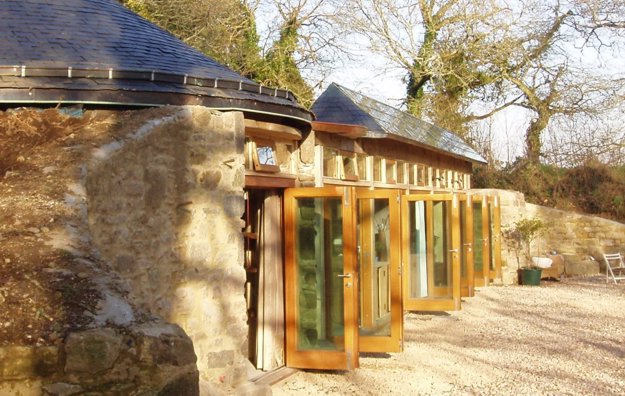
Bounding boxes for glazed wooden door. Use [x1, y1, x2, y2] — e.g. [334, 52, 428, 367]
[355, 189, 402, 352]
[284, 187, 358, 370]
[401, 193, 461, 311]
[459, 194, 475, 297]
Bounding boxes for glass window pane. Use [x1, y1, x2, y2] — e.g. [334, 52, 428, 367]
[373, 157, 382, 182]
[417, 165, 426, 186]
[385, 160, 396, 183]
[257, 145, 276, 165]
[396, 161, 405, 184]
[275, 143, 293, 173]
[295, 197, 344, 351]
[323, 148, 338, 177]
[342, 154, 358, 180]
[357, 155, 368, 180]
[408, 164, 417, 185]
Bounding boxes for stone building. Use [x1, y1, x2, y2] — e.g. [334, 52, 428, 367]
[0, 0, 510, 394]
[0, 0, 308, 394]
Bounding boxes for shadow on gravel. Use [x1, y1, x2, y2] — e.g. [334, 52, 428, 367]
[360, 352, 392, 359]
[408, 311, 450, 316]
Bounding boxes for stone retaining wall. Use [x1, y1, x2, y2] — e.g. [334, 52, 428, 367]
[475, 189, 625, 285]
[0, 324, 198, 396]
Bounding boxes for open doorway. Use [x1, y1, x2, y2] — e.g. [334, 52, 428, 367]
[244, 189, 286, 372]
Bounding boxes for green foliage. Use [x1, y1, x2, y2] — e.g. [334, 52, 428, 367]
[254, 15, 314, 107]
[474, 162, 625, 223]
[121, 0, 314, 108]
[505, 217, 547, 268]
[122, 0, 263, 77]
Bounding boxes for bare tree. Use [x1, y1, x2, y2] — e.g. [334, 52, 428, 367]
[123, 0, 349, 108]
[543, 112, 625, 167]
[342, 0, 625, 166]
[479, 0, 625, 165]
[343, 0, 505, 136]
[255, 0, 351, 107]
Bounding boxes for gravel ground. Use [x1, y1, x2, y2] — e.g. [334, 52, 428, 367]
[272, 276, 625, 396]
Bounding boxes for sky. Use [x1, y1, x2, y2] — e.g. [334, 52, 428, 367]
[255, 1, 625, 165]
[321, 53, 530, 163]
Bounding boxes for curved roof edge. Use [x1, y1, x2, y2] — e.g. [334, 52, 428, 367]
[0, 67, 313, 125]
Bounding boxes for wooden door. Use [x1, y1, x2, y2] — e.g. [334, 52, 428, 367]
[355, 189, 402, 352]
[284, 187, 358, 370]
[401, 193, 461, 311]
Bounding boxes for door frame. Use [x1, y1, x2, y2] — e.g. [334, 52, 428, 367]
[355, 188, 403, 353]
[401, 193, 461, 311]
[490, 195, 502, 282]
[284, 186, 359, 370]
[459, 193, 475, 297]
[472, 195, 491, 287]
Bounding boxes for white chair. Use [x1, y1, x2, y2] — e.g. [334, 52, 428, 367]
[603, 253, 625, 284]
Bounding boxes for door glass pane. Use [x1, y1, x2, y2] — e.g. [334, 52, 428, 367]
[489, 202, 495, 271]
[408, 201, 452, 299]
[358, 198, 391, 337]
[473, 203, 484, 273]
[295, 197, 344, 351]
[460, 203, 467, 279]
[432, 201, 451, 294]
[408, 201, 427, 298]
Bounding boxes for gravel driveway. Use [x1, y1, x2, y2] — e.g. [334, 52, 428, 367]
[273, 277, 625, 395]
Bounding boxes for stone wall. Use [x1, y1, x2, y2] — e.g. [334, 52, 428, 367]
[475, 189, 625, 284]
[86, 107, 249, 388]
[1, 106, 249, 395]
[0, 324, 198, 396]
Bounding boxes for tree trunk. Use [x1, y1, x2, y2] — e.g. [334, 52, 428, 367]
[525, 109, 551, 166]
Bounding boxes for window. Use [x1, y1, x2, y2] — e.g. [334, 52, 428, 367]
[275, 142, 294, 173]
[341, 152, 359, 181]
[357, 154, 368, 181]
[246, 138, 281, 173]
[396, 161, 405, 184]
[385, 159, 397, 184]
[416, 164, 427, 186]
[373, 157, 383, 182]
[323, 147, 339, 177]
[408, 163, 417, 185]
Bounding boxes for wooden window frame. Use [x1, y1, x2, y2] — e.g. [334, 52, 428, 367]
[323, 147, 340, 178]
[251, 138, 281, 173]
[385, 159, 397, 184]
[373, 157, 383, 182]
[340, 151, 360, 181]
[396, 161, 406, 185]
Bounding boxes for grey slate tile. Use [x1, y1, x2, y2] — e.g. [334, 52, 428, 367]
[0, 0, 309, 116]
[312, 83, 486, 163]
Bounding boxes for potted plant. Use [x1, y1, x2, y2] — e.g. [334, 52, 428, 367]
[508, 217, 548, 285]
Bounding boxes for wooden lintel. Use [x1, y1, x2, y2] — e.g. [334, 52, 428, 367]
[312, 121, 367, 139]
[245, 119, 302, 141]
[245, 174, 296, 188]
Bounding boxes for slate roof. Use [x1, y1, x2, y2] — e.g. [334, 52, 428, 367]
[312, 83, 486, 163]
[0, 0, 311, 123]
